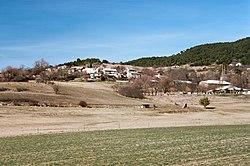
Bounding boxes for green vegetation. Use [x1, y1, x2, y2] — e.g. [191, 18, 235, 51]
[0, 125, 249, 165]
[61, 58, 101, 66]
[126, 37, 250, 66]
[199, 97, 210, 109]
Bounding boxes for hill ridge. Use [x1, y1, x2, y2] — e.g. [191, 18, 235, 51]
[125, 37, 250, 67]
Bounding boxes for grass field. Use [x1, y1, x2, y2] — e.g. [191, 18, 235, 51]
[0, 125, 249, 165]
[0, 82, 145, 106]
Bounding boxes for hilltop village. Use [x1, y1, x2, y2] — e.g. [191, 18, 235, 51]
[1, 58, 249, 97]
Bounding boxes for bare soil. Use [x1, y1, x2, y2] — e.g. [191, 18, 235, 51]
[0, 82, 249, 137]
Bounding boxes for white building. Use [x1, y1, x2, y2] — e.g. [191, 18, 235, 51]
[82, 67, 97, 74]
[235, 62, 242, 67]
[69, 66, 84, 73]
[57, 65, 67, 70]
[103, 68, 120, 78]
[126, 68, 140, 79]
[199, 80, 231, 87]
[215, 85, 250, 95]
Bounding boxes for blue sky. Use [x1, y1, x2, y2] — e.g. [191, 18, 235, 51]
[0, 0, 249, 68]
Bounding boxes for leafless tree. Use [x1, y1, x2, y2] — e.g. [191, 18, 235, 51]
[132, 75, 153, 95]
[203, 70, 220, 80]
[228, 73, 248, 89]
[159, 77, 172, 93]
[1, 66, 29, 82]
[141, 68, 156, 77]
[115, 66, 126, 74]
[32, 59, 49, 75]
[169, 68, 189, 80]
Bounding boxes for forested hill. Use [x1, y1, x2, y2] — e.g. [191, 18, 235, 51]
[125, 37, 250, 67]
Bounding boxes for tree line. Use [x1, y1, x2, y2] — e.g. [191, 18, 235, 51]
[60, 58, 109, 67]
[0, 59, 50, 82]
[125, 37, 250, 67]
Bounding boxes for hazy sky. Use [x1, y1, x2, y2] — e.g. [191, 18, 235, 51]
[0, 0, 249, 68]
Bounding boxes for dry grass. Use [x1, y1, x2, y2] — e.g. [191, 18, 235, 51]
[0, 82, 146, 106]
[1, 81, 249, 110]
[0, 105, 249, 137]
[147, 93, 250, 112]
[0, 81, 249, 137]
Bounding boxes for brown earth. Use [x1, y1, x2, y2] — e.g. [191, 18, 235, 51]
[0, 82, 249, 137]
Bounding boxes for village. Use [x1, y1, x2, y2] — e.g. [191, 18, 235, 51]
[0, 0, 249, 165]
[1, 59, 250, 97]
[40, 60, 250, 96]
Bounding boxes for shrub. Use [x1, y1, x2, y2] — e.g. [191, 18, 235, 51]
[13, 75, 29, 82]
[0, 98, 39, 106]
[65, 75, 78, 81]
[100, 75, 106, 81]
[52, 84, 60, 94]
[118, 85, 144, 99]
[79, 100, 87, 107]
[16, 87, 29, 92]
[199, 97, 210, 109]
[0, 87, 9, 92]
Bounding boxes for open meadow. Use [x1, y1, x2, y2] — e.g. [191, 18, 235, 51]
[0, 125, 249, 165]
[0, 81, 249, 165]
[0, 81, 250, 137]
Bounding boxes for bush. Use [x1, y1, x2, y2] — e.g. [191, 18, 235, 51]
[199, 97, 210, 109]
[118, 85, 144, 99]
[13, 75, 29, 82]
[0, 87, 9, 92]
[65, 75, 79, 81]
[100, 75, 106, 81]
[52, 84, 60, 94]
[79, 100, 87, 107]
[16, 87, 29, 92]
[0, 98, 39, 106]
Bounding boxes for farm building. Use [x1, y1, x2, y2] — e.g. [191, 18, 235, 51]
[103, 68, 120, 78]
[126, 68, 140, 79]
[215, 85, 250, 95]
[199, 80, 231, 87]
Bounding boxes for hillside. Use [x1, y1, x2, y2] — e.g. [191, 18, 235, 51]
[0, 82, 145, 107]
[125, 37, 250, 67]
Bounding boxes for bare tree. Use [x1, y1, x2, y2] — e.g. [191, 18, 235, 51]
[32, 59, 49, 75]
[115, 66, 126, 74]
[169, 68, 189, 80]
[132, 75, 153, 95]
[203, 70, 220, 80]
[228, 74, 248, 89]
[159, 77, 172, 93]
[141, 68, 156, 77]
[1, 66, 29, 82]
